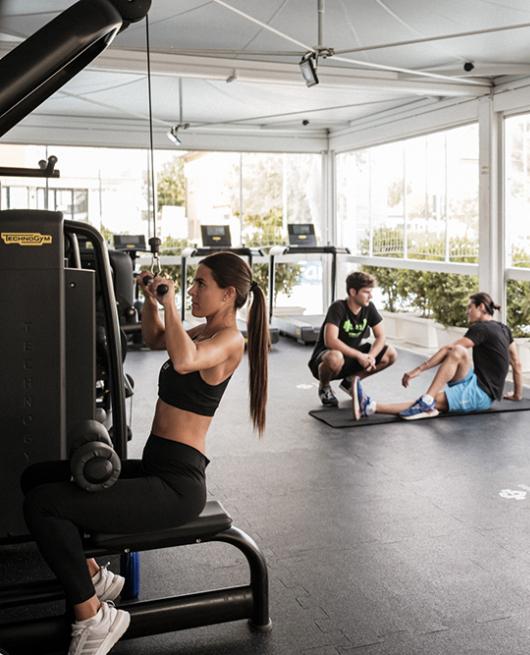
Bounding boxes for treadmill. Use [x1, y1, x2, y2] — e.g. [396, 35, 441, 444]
[113, 234, 147, 261]
[268, 223, 350, 344]
[180, 225, 279, 343]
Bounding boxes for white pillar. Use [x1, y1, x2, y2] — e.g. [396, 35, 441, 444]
[322, 147, 335, 308]
[478, 95, 505, 319]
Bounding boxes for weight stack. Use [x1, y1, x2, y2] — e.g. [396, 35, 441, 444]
[0, 210, 65, 540]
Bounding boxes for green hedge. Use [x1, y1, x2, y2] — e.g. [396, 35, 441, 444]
[360, 229, 530, 337]
[362, 266, 530, 337]
[506, 279, 530, 337]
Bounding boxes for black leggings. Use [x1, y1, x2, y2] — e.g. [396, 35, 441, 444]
[22, 435, 208, 605]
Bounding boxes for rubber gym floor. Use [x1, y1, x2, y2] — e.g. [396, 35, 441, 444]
[3, 339, 530, 655]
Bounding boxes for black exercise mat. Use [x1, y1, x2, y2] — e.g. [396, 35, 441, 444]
[309, 397, 530, 428]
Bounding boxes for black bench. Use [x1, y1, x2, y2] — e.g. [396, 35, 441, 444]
[0, 501, 271, 654]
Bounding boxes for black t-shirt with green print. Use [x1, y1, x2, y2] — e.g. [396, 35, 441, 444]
[309, 300, 383, 364]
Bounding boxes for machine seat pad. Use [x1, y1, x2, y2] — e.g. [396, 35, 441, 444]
[86, 500, 232, 551]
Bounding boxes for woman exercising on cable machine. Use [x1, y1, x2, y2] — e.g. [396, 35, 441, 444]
[21, 251, 269, 655]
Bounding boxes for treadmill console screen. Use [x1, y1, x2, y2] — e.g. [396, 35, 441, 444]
[113, 234, 146, 251]
[288, 223, 317, 247]
[76, 234, 93, 251]
[201, 224, 232, 247]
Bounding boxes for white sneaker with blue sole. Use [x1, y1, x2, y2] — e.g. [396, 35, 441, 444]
[352, 377, 376, 421]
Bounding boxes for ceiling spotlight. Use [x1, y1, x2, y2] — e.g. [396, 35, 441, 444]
[167, 125, 181, 145]
[167, 123, 190, 146]
[299, 52, 319, 87]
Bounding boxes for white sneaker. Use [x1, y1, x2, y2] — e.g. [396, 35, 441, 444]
[92, 563, 125, 602]
[68, 601, 130, 655]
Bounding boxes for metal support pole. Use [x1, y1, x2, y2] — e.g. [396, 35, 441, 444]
[215, 526, 271, 630]
[317, 0, 325, 51]
[0, 587, 255, 653]
[478, 96, 505, 318]
[180, 254, 188, 321]
[331, 250, 337, 303]
[268, 253, 276, 323]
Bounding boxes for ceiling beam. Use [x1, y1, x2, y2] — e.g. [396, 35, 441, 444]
[1, 112, 328, 151]
[0, 44, 489, 97]
[93, 49, 491, 97]
[423, 62, 530, 77]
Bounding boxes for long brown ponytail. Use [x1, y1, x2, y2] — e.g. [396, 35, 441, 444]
[246, 282, 270, 435]
[200, 252, 269, 435]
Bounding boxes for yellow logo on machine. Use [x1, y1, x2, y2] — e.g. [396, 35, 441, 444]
[1, 232, 53, 246]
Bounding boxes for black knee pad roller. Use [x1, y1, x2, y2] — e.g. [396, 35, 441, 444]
[69, 420, 121, 492]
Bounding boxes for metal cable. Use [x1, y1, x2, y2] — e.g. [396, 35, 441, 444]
[146, 14, 156, 237]
[145, 13, 160, 272]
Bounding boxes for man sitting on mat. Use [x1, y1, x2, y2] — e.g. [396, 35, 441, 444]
[353, 292, 523, 421]
[308, 270, 397, 407]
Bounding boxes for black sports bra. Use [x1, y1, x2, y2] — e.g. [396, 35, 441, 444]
[158, 359, 231, 416]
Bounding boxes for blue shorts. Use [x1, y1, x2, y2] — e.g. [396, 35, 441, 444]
[444, 369, 493, 413]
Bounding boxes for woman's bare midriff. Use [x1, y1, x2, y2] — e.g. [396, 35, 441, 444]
[151, 398, 212, 455]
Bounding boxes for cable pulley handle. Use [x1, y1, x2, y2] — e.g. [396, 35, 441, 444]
[148, 236, 161, 272]
[148, 235, 163, 287]
[140, 273, 168, 296]
[142, 237, 168, 295]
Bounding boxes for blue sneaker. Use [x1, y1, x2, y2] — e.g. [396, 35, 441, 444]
[400, 396, 439, 420]
[352, 377, 376, 420]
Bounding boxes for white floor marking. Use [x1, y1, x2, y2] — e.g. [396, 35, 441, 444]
[499, 489, 527, 500]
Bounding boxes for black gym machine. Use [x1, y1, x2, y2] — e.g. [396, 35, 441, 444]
[0, 210, 128, 532]
[0, 0, 271, 652]
[111, 234, 149, 345]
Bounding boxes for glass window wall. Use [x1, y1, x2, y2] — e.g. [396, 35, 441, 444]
[505, 114, 530, 269]
[183, 151, 322, 248]
[0, 145, 322, 252]
[336, 124, 479, 263]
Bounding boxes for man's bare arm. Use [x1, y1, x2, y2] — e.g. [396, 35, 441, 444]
[505, 341, 523, 401]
